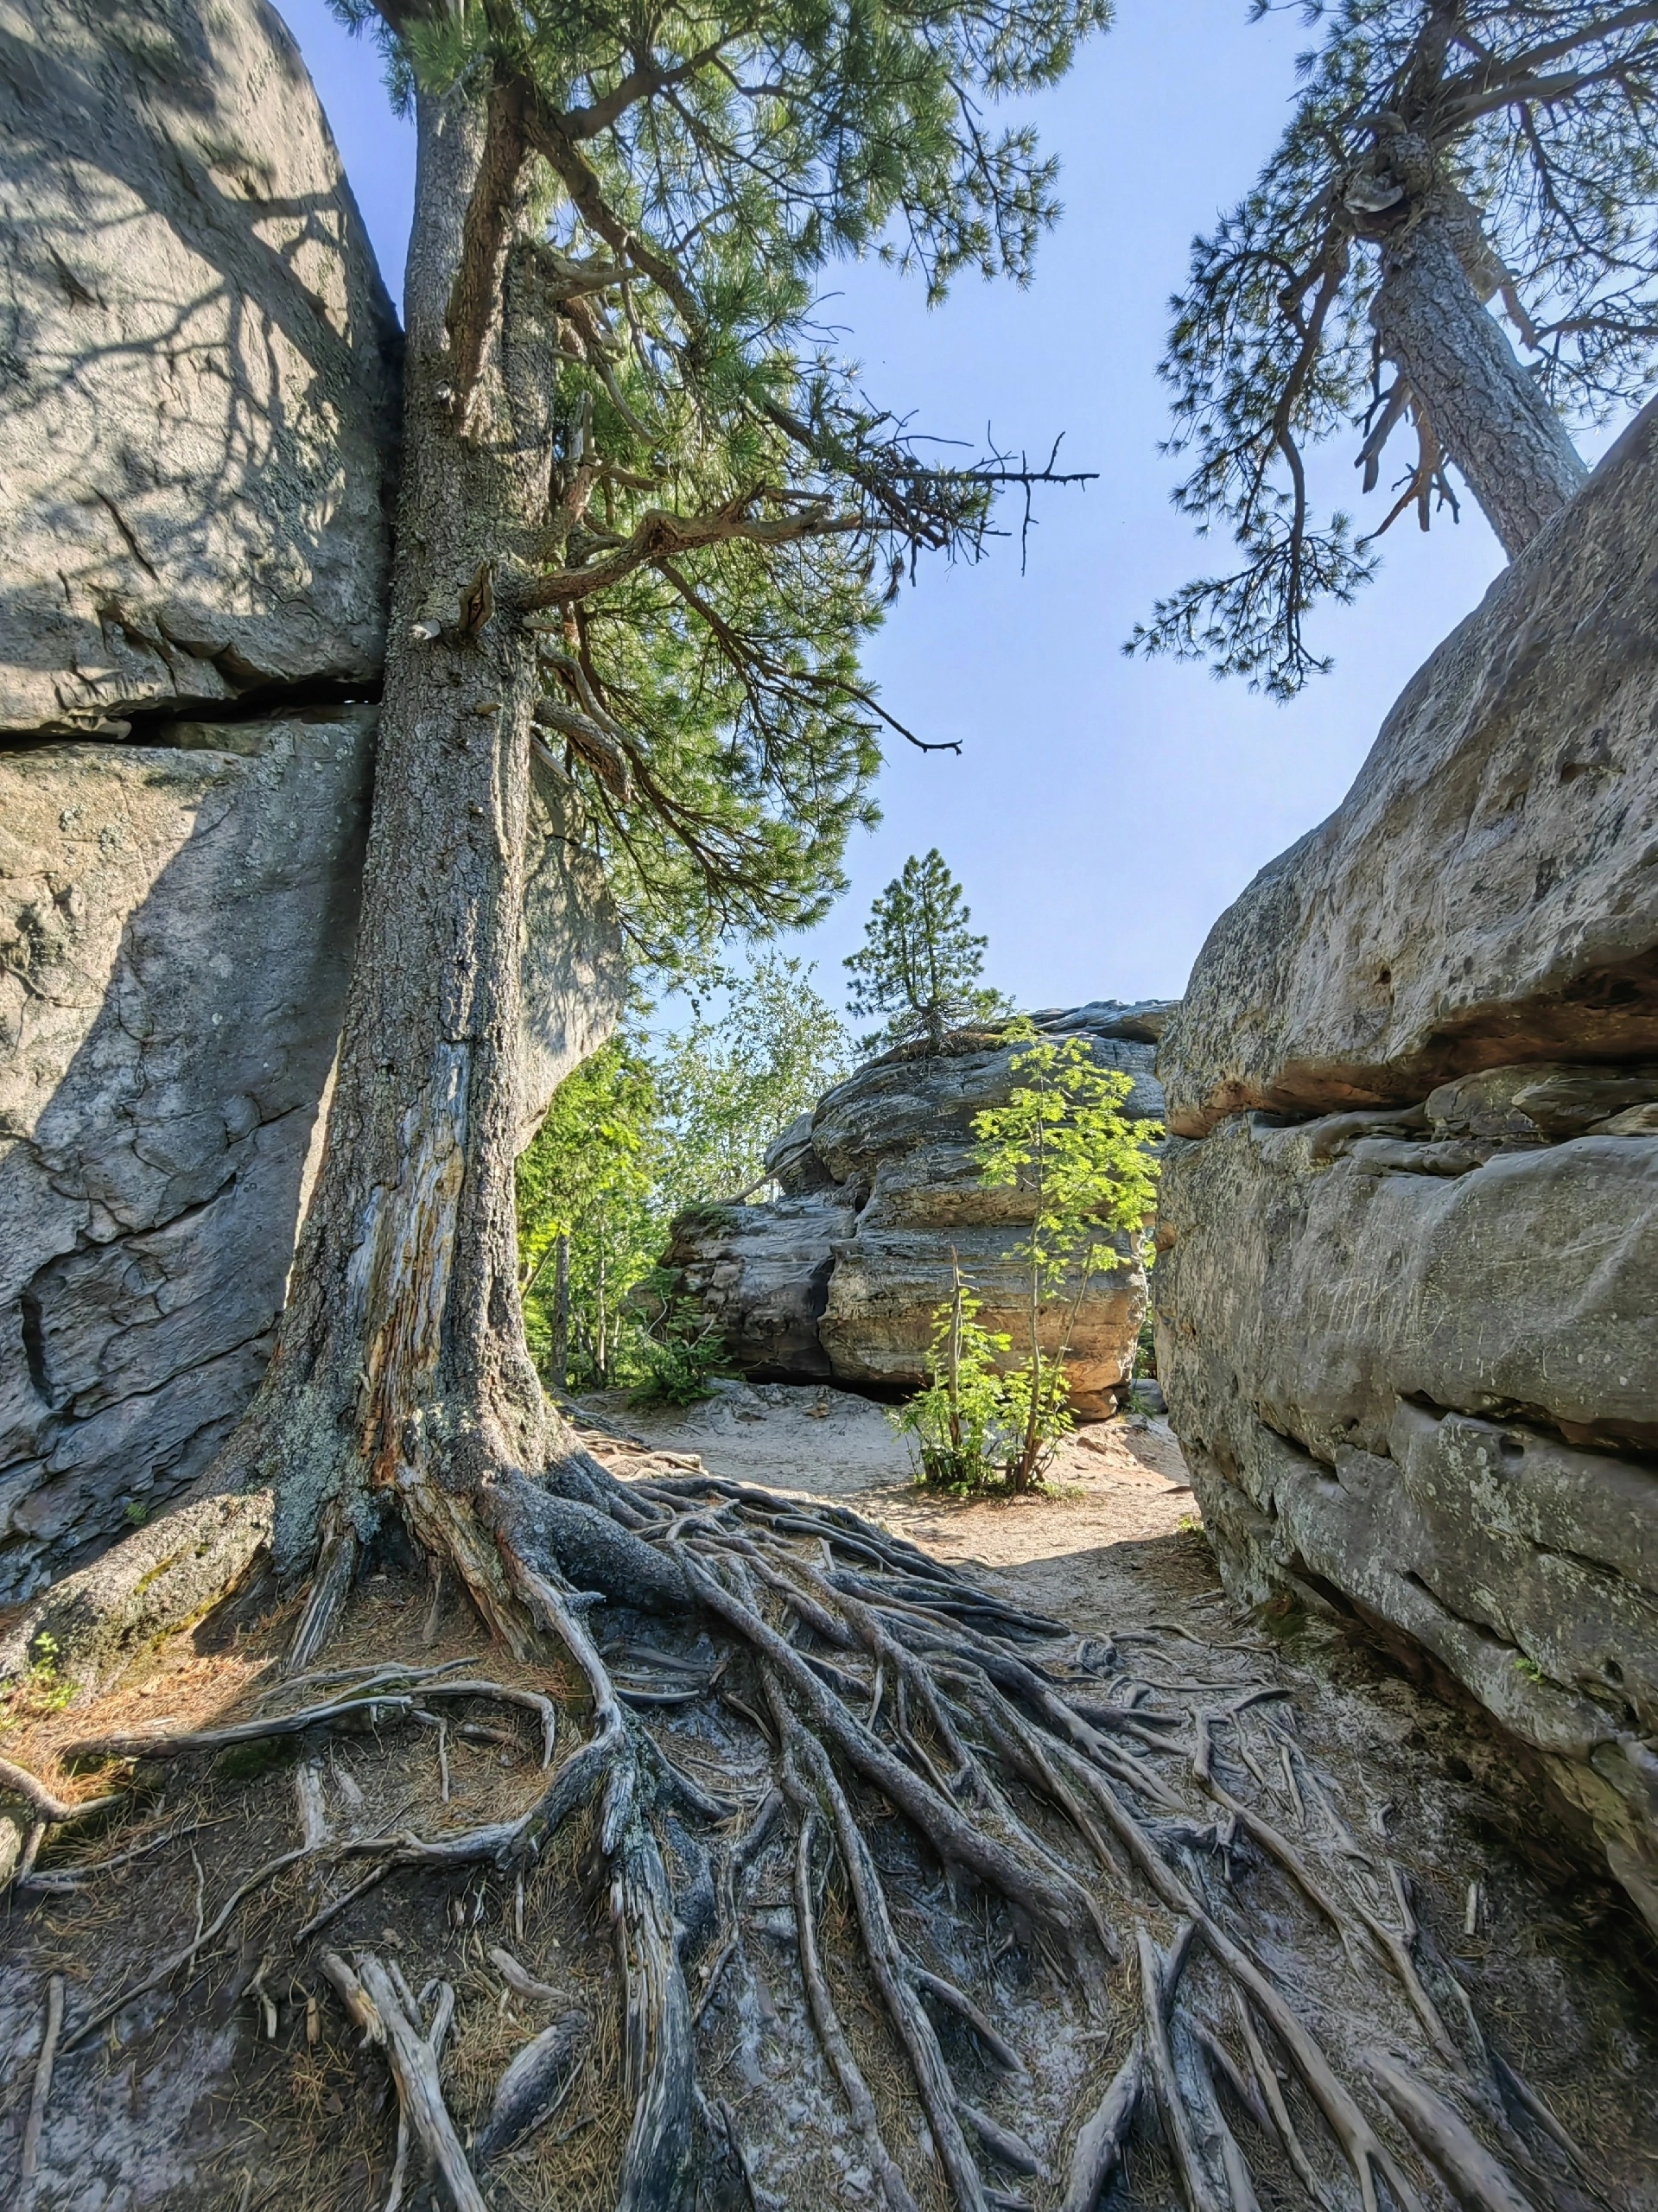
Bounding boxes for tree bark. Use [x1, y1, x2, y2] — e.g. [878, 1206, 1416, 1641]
[1372, 207, 1587, 558]
[222, 75, 571, 1656]
[553, 1232, 571, 1391]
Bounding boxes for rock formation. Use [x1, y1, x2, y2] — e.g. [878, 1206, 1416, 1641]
[664, 1002, 1171, 1414]
[0, 0, 625, 1599]
[1154, 397, 1658, 1935]
[0, 715, 374, 1599]
[0, 0, 399, 731]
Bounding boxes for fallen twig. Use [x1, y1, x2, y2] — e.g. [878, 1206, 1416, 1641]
[19, 1974, 64, 2189]
[321, 1951, 482, 2212]
[64, 1844, 318, 2050]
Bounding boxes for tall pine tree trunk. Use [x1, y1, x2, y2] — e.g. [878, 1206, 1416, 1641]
[250, 77, 567, 1660]
[1372, 207, 1587, 557]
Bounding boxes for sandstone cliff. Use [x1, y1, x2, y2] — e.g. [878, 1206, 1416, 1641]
[0, 0, 400, 730]
[1154, 398, 1658, 1935]
[664, 1002, 1171, 1414]
[0, 0, 624, 1598]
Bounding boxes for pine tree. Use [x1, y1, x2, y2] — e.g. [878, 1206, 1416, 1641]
[0, 0, 1101, 1675]
[843, 848, 1010, 1052]
[1130, 0, 1658, 698]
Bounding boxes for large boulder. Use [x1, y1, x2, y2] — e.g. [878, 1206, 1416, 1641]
[664, 1194, 860, 1379]
[0, 0, 399, 731]
[1154, 399, 1658, 1934]
[0, 715, 375, 1595]
[663, 1003, 1172, 1414]
[1159, 401, 1658, 1138]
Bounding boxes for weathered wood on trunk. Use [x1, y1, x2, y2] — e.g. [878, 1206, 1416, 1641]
[1372, 208, 1586, 558]
[219, 76, 576, 1625]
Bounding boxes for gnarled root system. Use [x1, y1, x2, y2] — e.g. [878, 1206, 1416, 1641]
[2, 1442, 1604, 2212]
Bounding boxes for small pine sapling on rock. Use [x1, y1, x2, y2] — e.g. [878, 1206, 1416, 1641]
[843, 849, 1010, 1052]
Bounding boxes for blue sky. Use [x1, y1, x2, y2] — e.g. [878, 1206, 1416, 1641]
[279, 0, 1537, 1012]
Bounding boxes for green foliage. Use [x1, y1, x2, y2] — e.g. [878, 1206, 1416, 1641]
[894, 1265, 1017, 1492]
[843, 849, 1010, 1052]
[517, 1035, 664, 1390]
[626, 1270, 727, 1407]
[1, 1632, 76, 1727]
[516, 955, 851, 1391]
[653, 956, 854, 1211]
[1134, 1313, 1157, 1379]
[330, 0, 1108, 964]
[899, 1022, 1163, 1494]
[975, 1021, 1160, 1263]
[1130, 1, 1658, 696]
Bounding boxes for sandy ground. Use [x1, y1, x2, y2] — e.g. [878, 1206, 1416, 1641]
[576, 1377, 1197, 1611]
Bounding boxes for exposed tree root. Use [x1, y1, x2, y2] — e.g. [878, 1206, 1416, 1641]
[2, 1444, 1598, 2212]
[62, 1672, 558, 1770]
[0, 1491, 273, 1696]
[322, 1949, 476, 2210]
[18, 1972, 62, 2190]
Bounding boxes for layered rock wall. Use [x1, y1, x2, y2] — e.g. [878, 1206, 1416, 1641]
[0, 715, 375, 1593]
[665, 1003, 1170, 1413]
[1155, 399, 1658, 1932]
[0, 732, 620, 1599]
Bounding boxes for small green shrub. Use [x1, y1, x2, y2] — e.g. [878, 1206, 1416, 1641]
[973, 1023, 1161, 1490]
[628, 1271, 725, 1408]
[893, 1270, 1020, 1494]
[894, 1263, 1080, 1497]
[895, 1025, 1163, 1497]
